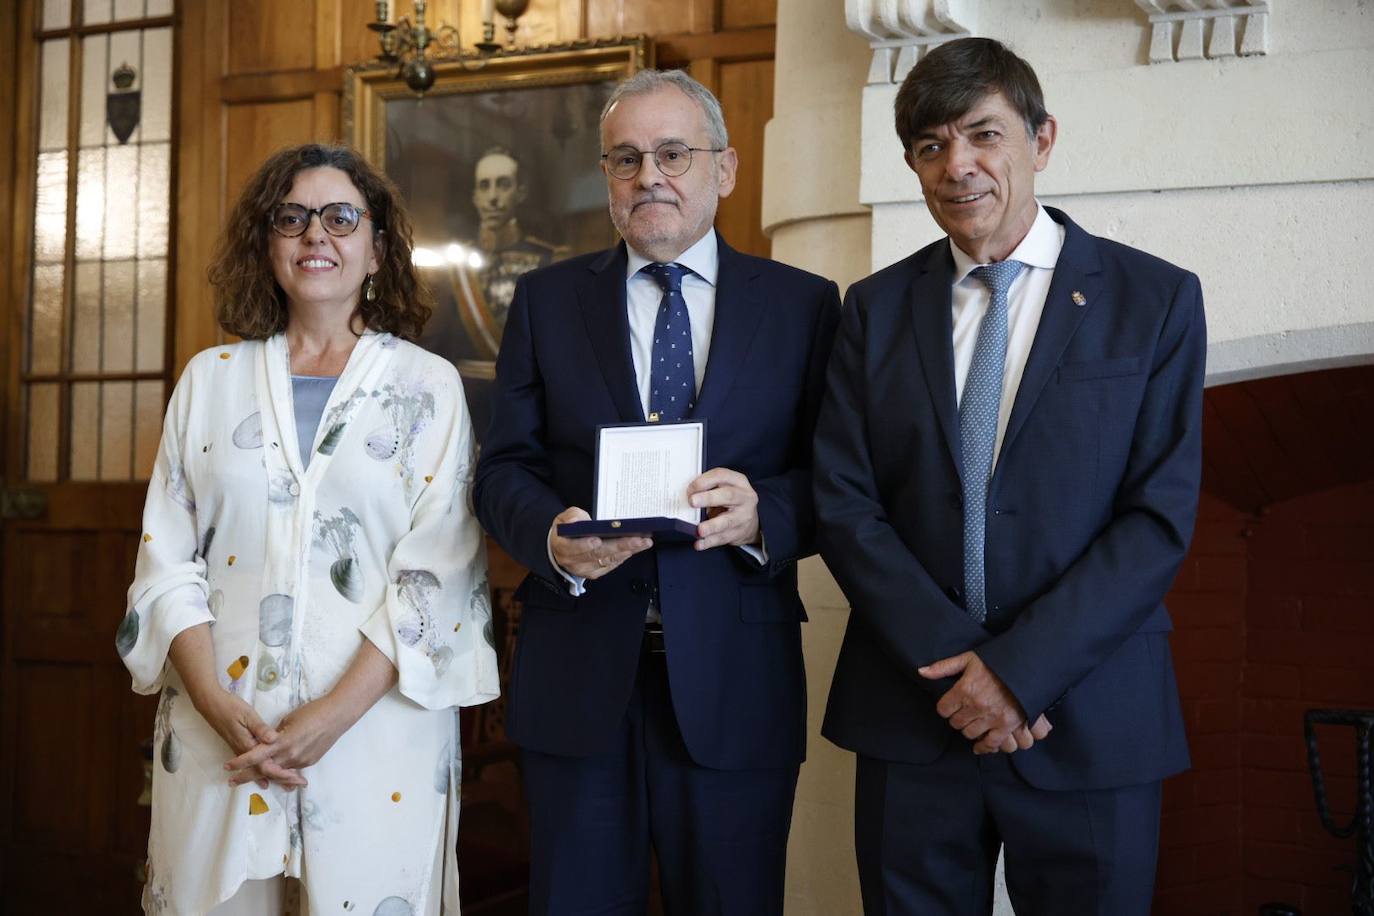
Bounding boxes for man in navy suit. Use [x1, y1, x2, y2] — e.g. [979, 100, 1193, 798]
[474, 69, 840, 915]
[814, 38, 1205, 914]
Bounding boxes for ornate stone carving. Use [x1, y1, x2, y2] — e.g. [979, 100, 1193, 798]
[845, 0, 975, 84]
[1135, 1, 1270, 63]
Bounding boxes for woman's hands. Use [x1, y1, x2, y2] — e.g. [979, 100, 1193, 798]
[169, 623, 305, 789]
[224, 639, 398, 787]
[198, 690, 306, 789]
[224, 696, 349, 785]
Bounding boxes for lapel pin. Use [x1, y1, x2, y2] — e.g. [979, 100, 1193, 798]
[1071, 290, 1087, 306]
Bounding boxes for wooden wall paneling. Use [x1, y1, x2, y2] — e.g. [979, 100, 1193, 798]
[226, 0, 318, 75]
[721, 0, 776, 30]
[715, 58, 774, 258]
[174, 0, 228, 369]
[556, 0, 588, 43]
[223, 99, 320, 207]
[588, 0, 698, 42]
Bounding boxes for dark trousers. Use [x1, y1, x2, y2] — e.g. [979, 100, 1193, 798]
[854, 750, 1162, 916]
[522, 643, 799, 916]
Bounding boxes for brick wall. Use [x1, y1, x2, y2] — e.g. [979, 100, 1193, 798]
[1155, 482, 1374, 915]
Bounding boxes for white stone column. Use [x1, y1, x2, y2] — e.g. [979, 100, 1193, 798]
[762, 2, 870, 915]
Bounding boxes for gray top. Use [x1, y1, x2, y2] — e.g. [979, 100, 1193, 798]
[292, 375, 339, 469]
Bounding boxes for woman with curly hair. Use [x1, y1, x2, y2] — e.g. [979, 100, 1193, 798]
[119, 143, 499, 915]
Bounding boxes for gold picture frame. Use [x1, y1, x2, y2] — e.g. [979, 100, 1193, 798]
[343, 38, 650, 440]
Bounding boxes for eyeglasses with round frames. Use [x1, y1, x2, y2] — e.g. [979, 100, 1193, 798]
[600, 141, 726, 180]
[270, 202, 374, 238]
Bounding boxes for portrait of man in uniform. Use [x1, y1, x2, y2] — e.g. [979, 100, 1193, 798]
[380, 74, 626, 442]
[468, 147, 568, 325]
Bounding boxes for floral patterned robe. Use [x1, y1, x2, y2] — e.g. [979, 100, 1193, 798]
[119, 331, 500, 914]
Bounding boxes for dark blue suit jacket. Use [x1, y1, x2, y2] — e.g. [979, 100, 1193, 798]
[815, 208, 1204, 791]
[474, 233, 841, 771]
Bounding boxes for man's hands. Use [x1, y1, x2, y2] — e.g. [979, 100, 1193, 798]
[919, 651, 1052, 755]
[687, 468, 760, 551]
[549, 507, 653, 579]
[547, 467, 759, 576]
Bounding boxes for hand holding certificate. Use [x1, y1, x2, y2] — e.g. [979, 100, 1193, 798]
[558, 421, 706, 542]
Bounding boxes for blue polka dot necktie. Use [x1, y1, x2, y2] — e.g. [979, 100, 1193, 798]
[959, 259, 1025, 623]
[642, 263, 695, 422]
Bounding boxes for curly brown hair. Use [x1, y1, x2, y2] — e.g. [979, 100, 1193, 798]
[207, 144, 433, 341]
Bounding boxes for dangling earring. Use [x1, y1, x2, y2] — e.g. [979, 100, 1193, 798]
[364, 273, 378, 302]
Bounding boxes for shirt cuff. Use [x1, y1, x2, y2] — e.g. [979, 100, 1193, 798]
[737, 532, 768, 566]
[547, 527, 587, 597]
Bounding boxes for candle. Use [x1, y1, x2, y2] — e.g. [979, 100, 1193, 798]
[374, 0, 390, 22]
[481, 0, 495, 25]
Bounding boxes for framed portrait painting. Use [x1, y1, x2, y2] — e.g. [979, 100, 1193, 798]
[344, 38, 650, 441]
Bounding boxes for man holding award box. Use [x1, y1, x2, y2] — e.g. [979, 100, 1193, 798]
[474, 69, 840, 915]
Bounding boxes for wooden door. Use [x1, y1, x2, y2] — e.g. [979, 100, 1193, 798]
[0, 1, 177, 911]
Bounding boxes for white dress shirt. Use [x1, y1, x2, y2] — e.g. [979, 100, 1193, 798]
[551, 231, 765, 600]
[949, 203, 1066, 464]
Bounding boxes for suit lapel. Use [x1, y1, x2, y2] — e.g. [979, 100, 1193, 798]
[998, 209, 1104, 463]
[577, 243, 645, 423]
[909, 243, 963, 477]
[691, 233, 765, 419]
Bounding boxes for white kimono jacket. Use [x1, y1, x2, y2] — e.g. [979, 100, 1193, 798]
[120, 331, 500, 915]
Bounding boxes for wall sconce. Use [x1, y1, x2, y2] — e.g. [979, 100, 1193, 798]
[368, 0, 533, 95]
[368, 0, 462, 95]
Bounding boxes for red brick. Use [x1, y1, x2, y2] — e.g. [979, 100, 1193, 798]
[1243, 805, 1301, 843]
[1190, 733, 1240, 770]
[1190, 518, 1250, 557]
[1194, 769, 1241, 805]
[1244, 841, 1351, 887]
[1155, 878, 1243, 915]
[1244, 769, 1320, 811]
[1301, 665, 1374, 705]
[1247, 594, 1303, 630]
[1251, 557, 1374, 598]
[1240, 733, 1306, 772]
[1162, 806, 1241, 846]
[1269, 484, 1374, 524]
[1196, 491, 1246, 521]
[1164, 771, 1197, 812]
[1195, 698, 1242, 734]
[1240, 663, 1302, 699]
[1157, 843, 1197, 887]
[1168, 590, 1247, 627]
[1304, 524, 1374, 562]
[1171, 627, 1245, 662]
[1196, 555, 1248, 593]
[1303, 595, 1374, 633]
[1177, 660, 1243, 699]
[1241, 699, 1307, 737]
[1247, 519, 1312, 562]
[1247, 629, 1370, 668]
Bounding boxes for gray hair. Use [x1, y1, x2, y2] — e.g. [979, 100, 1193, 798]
[599, 69, 729, 149]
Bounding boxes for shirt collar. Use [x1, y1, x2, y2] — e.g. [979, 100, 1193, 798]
[949, 202, 1059, 286]
[626, 229, 719, 287]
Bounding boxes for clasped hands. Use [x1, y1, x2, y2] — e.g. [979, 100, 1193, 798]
[550, 467, 760, 579]
[195, 688, 352, 790]
[919, 651, 1052, 755]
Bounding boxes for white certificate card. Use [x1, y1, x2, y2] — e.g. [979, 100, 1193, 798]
[594, 421, 705, 524]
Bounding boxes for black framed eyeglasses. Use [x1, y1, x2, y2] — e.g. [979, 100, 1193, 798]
[601, 141, 725, 180]
[270, 202, 373, 238]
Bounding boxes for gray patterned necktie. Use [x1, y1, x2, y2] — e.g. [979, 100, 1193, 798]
[959, 259, 1025, 623]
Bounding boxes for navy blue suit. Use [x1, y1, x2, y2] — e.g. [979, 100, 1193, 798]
[474, 233, 840, 914]
[814, 208, 1205, 913]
